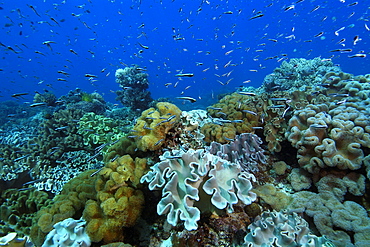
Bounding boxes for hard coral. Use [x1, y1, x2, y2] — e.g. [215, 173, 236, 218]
[131, 102, 182, 151]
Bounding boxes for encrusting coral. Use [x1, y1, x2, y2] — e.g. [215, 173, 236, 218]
[130, 102, 182, 152]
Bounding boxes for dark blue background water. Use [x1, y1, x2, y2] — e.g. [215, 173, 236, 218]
[0, 0, 368, 108]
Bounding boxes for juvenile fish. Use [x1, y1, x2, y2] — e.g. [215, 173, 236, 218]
[175, 73, 194, 77]
[176, 96, 197, 103]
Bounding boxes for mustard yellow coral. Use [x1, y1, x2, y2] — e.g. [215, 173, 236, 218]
[132, 102, 181, 151]
[83, 155, 147, 243]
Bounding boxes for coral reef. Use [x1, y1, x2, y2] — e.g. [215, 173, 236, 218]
[140, 148, 256, 231]
[115, 65, 153, 111]
[30, 170, 97, 246]
[83, 155, 147, 243]
[202, 89, 311, 152]
[287, 173, 370, 247]
[244, 210, 332, 246]
[60, 88, 107, 115]
[262, 57, 341, 92]
[0, 189, 49, 236]
[286, 102, 370, 173]
[131, 102, 182, 152]
[32, 150, 102, 194]
[42, 218, 91, 247]
[77, 112, 127, 148]
[33, 92, 57, 107]
[206, 133, 266, 174]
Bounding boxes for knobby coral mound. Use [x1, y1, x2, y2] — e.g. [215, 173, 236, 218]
[83, 155, 147, 243]
[263, 57, 341, 92]
[131, 102, 182, 152]
[115, 65, 153, 111]
[30, 170, 97, 246]
[140, 148, 256, 231]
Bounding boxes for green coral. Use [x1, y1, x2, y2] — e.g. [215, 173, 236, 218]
[77, 112, 127, 148]
[0, 189, 50, 236]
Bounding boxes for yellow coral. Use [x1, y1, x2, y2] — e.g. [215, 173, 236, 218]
[132, 102, 181, 151]
[83, 155, 147, 244]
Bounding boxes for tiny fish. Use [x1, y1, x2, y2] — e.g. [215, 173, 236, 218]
[69, 49, 78, 55]
[250, 13, 264, 20]
[242, 110, 257, 115]
[268, 105, 286, 108]
[310, 5, 320, 13]
[238, 92, 256, 96]
[12, 92, 29, 98]
[208, 107, 222, 110]
[175, 73, 194, 77]
[348, 54, 366, 58]
[310, 124, 328, 129]
[30, 102, 47, 107]
[314, 32, 324, 37]
[54, 126, 68, 131]
[154, 139, 164, 146]
[85, 74, 98, 78]
[176, 96, 197, 103]
[138, 42, 149, 49]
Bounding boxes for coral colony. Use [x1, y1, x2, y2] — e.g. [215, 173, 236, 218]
[1, 59, 370, 247]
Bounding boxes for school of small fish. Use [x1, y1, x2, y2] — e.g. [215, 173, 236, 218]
[0, 0, 368, 103]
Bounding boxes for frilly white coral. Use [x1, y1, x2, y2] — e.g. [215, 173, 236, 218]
[140, 148, 256, 231]
[42, 218, 91, 247]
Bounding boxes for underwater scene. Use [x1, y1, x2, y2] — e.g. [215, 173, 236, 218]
[0, 0, 369, 246]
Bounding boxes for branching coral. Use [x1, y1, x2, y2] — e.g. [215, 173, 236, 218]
[140, 148, 256, 231]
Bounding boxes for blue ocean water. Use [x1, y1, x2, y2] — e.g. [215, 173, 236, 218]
[0, 0, 368, 107]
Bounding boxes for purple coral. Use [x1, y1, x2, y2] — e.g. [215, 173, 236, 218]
[206, 133, 266, 173]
